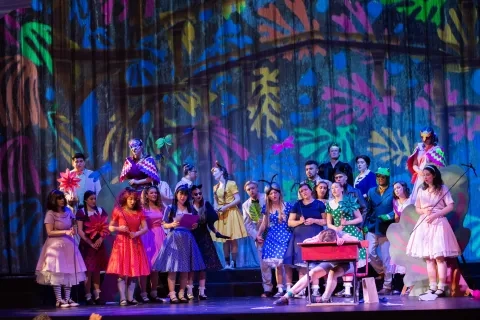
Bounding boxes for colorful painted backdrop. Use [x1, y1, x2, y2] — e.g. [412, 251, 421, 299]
[1, 0, 479, 274]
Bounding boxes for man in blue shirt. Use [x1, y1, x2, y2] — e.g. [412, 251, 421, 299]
[365, 168, 395, 295]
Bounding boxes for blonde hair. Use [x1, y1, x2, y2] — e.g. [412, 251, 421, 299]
[264, 188, 286, 228]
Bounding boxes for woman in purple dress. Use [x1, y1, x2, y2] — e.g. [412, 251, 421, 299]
[36, 190, 87, 308]
[120, 138, 160, 191]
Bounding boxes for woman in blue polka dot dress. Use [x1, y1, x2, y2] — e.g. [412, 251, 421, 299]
[256, 182, 293, 298]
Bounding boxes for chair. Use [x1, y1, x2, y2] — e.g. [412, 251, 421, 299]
[342, 240, 369, 300]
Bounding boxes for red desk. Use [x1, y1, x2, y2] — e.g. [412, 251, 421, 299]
[298, 241, 362, 305]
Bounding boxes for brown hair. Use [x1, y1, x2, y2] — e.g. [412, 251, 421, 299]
[317, 229, 337, 242]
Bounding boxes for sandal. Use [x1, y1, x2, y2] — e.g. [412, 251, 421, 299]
[127, 299, 139, 305]
[169, 296, 179, 304]
[434, 289, 445, 297]
[178, 297, 189, 303]
[187, 293, 194, 300]
[140, 295, 150, 303]
[120, 300, 128, 306]
[261, 291, 273, 298]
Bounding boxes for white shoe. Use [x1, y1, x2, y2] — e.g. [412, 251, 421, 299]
[312, 289, 320, 297]
[294, 289, 306, 299]
[273, 292, 284, 298]
[56, 299, 70, 308]
[419, 292, 438, 301]
[67, 299, 79, 307]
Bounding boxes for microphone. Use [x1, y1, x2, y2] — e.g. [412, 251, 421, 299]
[461, 163, 477, 177]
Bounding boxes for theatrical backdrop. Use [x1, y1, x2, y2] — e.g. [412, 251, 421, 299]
[0, 0, 479, 275]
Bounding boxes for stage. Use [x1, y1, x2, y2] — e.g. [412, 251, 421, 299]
[3, 296, 480, 320]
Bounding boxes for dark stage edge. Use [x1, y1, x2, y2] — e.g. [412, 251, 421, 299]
[3, 296, 480, 320]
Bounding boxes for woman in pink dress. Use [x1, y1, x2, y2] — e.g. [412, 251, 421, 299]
[139, 185, 167, 303]
[406, 165, 461, 299]
[76, 190, 109, 305]
[36, 190, 87, 308]
[106, 188, 150, 306]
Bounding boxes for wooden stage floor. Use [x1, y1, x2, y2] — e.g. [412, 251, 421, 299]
[3, 296, 480, 320]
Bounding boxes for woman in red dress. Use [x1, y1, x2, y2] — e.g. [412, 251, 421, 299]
[76, 190, 109, 305]
[106, 188, 150, 306]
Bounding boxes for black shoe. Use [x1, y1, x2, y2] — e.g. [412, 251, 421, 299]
[86, 298, 95, 305]
[273, 297, 289, 305]
[261, 291, 274, 298]
[94, 298, 106, 305]
[127, 299, 139, 305]
[150, 296, 165, 303]
[434, 289, 446, 297]
[198, 294, 208, 300]
[178, 297, 189, 303]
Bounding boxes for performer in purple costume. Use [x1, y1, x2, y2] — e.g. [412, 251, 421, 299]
[120, 138, 160, 191]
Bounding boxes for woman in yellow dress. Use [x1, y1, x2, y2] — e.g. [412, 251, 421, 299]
[211, 161, 247, 269]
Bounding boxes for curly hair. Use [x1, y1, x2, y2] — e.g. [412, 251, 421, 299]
[118, 188, 141, 210]
[141, 185, 164, 211]
[46, 189, 66, 211]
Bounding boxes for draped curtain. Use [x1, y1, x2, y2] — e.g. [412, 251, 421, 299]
[1, 0, 479, 274]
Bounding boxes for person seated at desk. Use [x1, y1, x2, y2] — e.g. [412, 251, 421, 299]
[273, 229, 358, 305]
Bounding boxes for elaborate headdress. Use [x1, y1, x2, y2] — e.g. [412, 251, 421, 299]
[420, 126, 438, 145]
[259, 174, 281, 195]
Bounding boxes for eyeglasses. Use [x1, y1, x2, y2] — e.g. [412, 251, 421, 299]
[193, 192, 202, 196]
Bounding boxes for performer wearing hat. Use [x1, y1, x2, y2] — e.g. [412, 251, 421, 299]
[120, 138, 160, 191]
[365, 168, 395, 295]
[406, 127, 446, 201]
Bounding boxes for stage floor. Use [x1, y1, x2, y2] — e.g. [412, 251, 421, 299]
[4, 296, 480, 320]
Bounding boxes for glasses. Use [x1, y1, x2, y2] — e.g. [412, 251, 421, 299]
[193, 192, 202, 196]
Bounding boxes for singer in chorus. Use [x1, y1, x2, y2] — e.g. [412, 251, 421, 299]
[406, 165, 461, 299]
[35, 190, 87, 308]
[106, 188, 150, 306]
[76, 190, 109, 305]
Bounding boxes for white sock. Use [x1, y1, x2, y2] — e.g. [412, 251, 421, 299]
[186, 285, 193, 295]
[312, 285, 320, 291]
[117, 279, 126, 301]
[286, 283, 292, 291]
[277, 285, 284, 293]
[437, 282, 446, 291]
[199, 286, 206, 295]
[93, 289, 101, 300]
[85, 293, 92, 300]
[429, 282, 437, 291]
[127, 281, 136, 301]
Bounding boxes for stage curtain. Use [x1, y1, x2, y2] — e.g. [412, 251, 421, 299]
[0, 0, 479, 274]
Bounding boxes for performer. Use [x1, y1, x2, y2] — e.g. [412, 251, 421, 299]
[273, 229, 360, 305]
[175, 163, 197, 192]
[106, 188, 150, 306]
[157, 179, 174, 205]
[407, 127, 446, 201]
[315, 179, 331, 203]
[242, 180, 273, 297]
[333, 167, 367, 223]
[326, 182, 366, 298]
[319, 143, 354, 186]
[353, 155, 376, 199]
[65, 153, 102, 207]
[152, 185, 205, 303]
[76, 190, 109, 305]
[120, 138, 160, 191]
[256, 181, 293, 298]
[406, 165, 461, 300]
[283, 183, 326, 298]
[35, 190, 86, 308]
[139, 186, 167, 303]
[210, 161, 247, 269]
[187, 184, 224, 300]
[365, 168, 395, 295]
[393, 181, 413, 223]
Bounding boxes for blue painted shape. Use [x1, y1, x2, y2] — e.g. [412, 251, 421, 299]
[290, 112, 303, 125]
[408, 79, 418, 87]
[471, 69, 480, 95]
[367, 1, 383, 19]
[334, 51, 347, 71]
[316, 0, 329, 13]
[275, 129, 290, 141]
[126, 60, 156, 87]
[298, 94, 311, 105]
[139, 36, 166, 61]
[46, 87, 55, 101]
[79, 92, 98, 159]
[199, 9, 213, 21]
[385, 60, 404, 75]
[32, 0, 43, 12]
[411, 57, 422, 64]
[394, 23, 404, 34]
[312, 106, 322, 117]
[88, 162, 112, 182]
[221, 92, 239, 115]
[210, 74, 232, 92]
[299, 69, 317, 87]
[140, 111, 151, 124]
[217, 20, 239, 37]
[47, 158, 57, 172]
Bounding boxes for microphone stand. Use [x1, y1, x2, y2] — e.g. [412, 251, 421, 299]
[410, 165, 472, 235]
[69, 195, 79, 303]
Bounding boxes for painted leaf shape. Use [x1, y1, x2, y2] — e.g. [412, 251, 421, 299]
[247, 67, 282, 140]
[182, 21, 195, 55]
[381, 0, 447, 27]
[369, 127, 411, 167]
[19, 22, 53, 74]
[173, 91, 200, 117]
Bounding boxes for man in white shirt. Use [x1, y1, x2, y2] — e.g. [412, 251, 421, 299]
[242, 180, 273, 297]
[66, 153, 102, 207]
